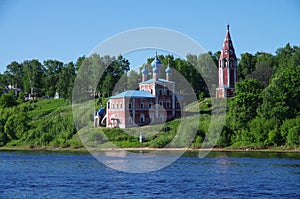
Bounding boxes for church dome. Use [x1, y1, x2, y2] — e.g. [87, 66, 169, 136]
[165, 66, 171, 73]
[142, 67, 149, 75]
[151, 54, 162, 68]
[153, 66, 160, 73]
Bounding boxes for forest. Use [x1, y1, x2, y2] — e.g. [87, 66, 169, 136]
[0, 43, 299, 149]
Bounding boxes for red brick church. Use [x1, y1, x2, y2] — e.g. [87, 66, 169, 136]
[104, 53, 183, 128]
[216, 25, 238, 98]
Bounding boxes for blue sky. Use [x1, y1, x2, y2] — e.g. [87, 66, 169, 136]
[0, 0, 299, 72]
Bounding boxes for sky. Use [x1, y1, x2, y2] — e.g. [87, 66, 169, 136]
[0, 0, 299, 72]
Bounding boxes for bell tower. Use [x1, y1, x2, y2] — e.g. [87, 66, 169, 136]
[216, 25, 238, 98]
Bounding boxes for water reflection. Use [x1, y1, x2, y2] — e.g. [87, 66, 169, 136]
[92, 150, 187, 173]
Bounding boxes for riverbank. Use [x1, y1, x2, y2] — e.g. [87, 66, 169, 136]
[1, 145, 299, 153]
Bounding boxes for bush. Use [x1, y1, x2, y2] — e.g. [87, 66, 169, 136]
[287, 126, 300, 147]
[0, 94, 17, 108]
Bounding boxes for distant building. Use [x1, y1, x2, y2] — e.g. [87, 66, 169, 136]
[216, 25, 238, 98]
[54, 91, 60, 99]
[103, 53, 183, 128]
[3, 84, 22, 97]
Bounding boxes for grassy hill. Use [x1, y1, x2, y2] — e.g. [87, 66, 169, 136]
[0, 98, 221, 150]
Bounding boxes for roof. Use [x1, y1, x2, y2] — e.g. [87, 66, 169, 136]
[110, 90, 155, 99]
[151, 54, 162, 68]
[219, 25, 237, 60]
[139, 78, 174, 84]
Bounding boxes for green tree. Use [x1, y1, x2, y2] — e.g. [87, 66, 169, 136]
[247, 117, 278, 144]
[127, 70, 140, 90]
[287, 126, 300, 147]
[280, 116, 300, 145]
[258, 66, 300, 122]
[4, 61, 23, 89]
[43, 60, 63, 98]
[228, 79, 264, 131]
[22, 59, 45, 97]
[57, 62, 76, 100]
[0, 119, 8, 146]
[238, 52, 256, 80]
[99, 55, 130, 97]
[275, 43, 298, 70]
[0, 94, 17, 108]
[4, 112, 29, 140]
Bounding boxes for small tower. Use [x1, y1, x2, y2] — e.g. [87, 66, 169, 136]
[165, 59, 172, 81]
[151, 52, 162, 81]
[216, 25, 238, 98]
[142, 66, 149, 82]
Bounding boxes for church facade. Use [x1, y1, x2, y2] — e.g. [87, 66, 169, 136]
[105, 54, 183, 128]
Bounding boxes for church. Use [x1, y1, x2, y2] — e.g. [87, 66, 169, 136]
[96, 25, 237, 128]
[104, 53, 183, 128]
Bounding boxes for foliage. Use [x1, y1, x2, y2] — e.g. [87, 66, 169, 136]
[0, 94, 17, 108]
[0, 43, 299, 149]
[228, 79, 263, 131]
[258, 66, 300, 122]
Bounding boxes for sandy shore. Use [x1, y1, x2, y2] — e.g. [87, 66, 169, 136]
[1, 146, 299, 153]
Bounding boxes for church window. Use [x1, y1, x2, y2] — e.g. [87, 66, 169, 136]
[129, 101, 132, 109]
[140, 113, 145, 123]
[166, 101, 170, 108]
[159, 101, 163, 107]
[159, 89, 162, 96]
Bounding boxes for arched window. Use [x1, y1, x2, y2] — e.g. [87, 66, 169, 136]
[150, 114, 154, 123]
[160, 114, 164, 122]
[140, 113, 145, 123]
[129, 101, 132, 109]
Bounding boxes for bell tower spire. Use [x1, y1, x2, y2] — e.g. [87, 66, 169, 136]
[216, 25, 238, 98]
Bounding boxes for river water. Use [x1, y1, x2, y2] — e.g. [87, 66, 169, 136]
[0, 150, 299, 198]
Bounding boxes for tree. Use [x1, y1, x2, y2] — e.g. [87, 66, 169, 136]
[43, 60, 63, 98]
[98, 55, 130, 97]
[258, 66, 300, 122]
[280, 116, 300, 145]
[238, 53, 256, 80]
[0, 119, 8, 146]
[275, 43, 297, 70]
[4, 112, 29, 140]
[0, 94, 17, 108]
[247, 117, 278, 144]
[287, 126, 300, 147]
[4, 61, 23, 89]
[57, 62, 76, 100]
[127, 70, 140, 90]
[228, 79, 264, 131]
[249, 64, 273, 88]
[22, 59, 45, 97]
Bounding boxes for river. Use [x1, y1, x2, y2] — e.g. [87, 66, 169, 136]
[0, 150, 299, 198]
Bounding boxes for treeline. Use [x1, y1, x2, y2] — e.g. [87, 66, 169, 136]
[0, 55, 131, 101]
[222, 43, 300, 148]
[0, 43, 299, 148]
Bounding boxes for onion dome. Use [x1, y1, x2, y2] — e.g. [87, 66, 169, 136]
[142, 67, 149, 75]
[153, 66, 160, 74]
[151, 52, 162, 68]
[165, 65, 171, 73]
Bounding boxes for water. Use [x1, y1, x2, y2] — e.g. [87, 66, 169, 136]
[0, 150, 299, 198]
